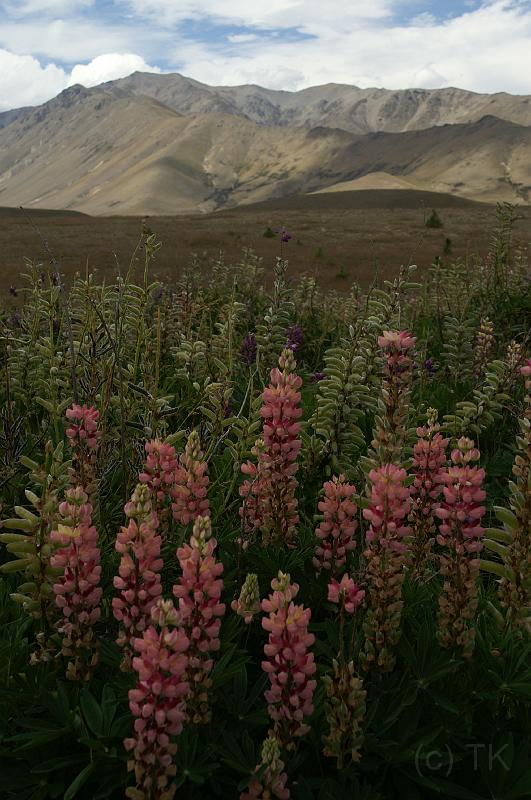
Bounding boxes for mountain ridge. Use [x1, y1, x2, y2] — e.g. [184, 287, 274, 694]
[0, 73, 529, 214]
[107, 72, 531, 134]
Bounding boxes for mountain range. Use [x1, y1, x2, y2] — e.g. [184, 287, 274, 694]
[0, 72, 529, 215]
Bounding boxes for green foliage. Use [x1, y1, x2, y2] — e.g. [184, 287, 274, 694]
[443, 356, 518, 437]
[0, 443, 70, 635]
[255, 258, 294, 377]
[307, 328, 370, 477]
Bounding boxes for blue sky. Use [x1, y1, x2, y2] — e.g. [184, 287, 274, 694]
[0, 0, 530, 111]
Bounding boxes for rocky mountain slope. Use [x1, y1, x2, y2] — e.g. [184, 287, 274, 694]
[107, 73, 531, 134]
[0, 74, 529, 214]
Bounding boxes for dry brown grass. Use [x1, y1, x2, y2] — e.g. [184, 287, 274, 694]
[1, 194, 530, 298]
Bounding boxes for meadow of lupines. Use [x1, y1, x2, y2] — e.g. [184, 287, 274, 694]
[0, 203, 530, 800]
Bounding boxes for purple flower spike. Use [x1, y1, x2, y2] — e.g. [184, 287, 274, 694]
[274, 226, 292, 244]
[424, 357, 437, 378]
[241, 333, 257, 366]
[285, 324, 303, 352]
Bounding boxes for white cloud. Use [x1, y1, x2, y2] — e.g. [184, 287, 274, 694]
[0, 0, 530, 111]
[123, 0, 393, 28]
[0, 50, 160, 112]
[412, 65, 449, 89]
[165, 0, 531, 94]
[69, 53, 160, 86]
[0, 19, 137, 61]
[0, 49, 67, 111]
[1, 0, 93, 14]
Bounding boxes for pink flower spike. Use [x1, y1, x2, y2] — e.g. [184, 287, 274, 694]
[112, 484, 163, 671]
[65, 404, 101, 449]
[240, 736, 290, 800]
[171, 430, 210, 525]
[260, 571, 316, 749]
[370, 329, 416, 467]
[327, 575, 365, 614]
[377, 330, 416, 352]
[313, 475, 358, 576]
[239, 349, 302, 547]
[64, 403, 102, 493]
[50, 486, 102, 681]
[125, 599, 190, 800]
[409, 409, 449, 580]
[139, 439, 178, 520]
[172, 515, 225, 724]
[434, 437, 486, 657]
[362, 463, 412, 672]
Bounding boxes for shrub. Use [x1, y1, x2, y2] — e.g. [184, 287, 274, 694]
[426, 208, 443, 228]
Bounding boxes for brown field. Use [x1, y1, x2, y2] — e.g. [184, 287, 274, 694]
[1, 191, 530, 297]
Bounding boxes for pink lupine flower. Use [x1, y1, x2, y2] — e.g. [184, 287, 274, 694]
[361, 464, 412, 672]
[139, 439, 178, 519]
[239, 439, 267, 547]
[240, 349, 302, 547]
[124, 599, 190, 800]
[65, 404, 101, 450]
[261, 571, 316, 748]
[171, 430, 210, 525]
[324, 571, 366, 766]
[240, 736, 290, 800]
[50, 486, 102, 681]
[450, 436, 481, 465]
[434, 438, 486, 657]
[172, 515, 225, 723]
[231, 573, 260, 624]
[123, 481, 156, 521]
[65, 403, 102, 492]
[409, 409, 449, 580]
[113, 483, 163, 671]
[363, 465, 411, 553]
[313, 475, 358, 576]
[370, 330, 416, 467]
[377, 330, 416, 353]
[412, 434, 448, 496]
[327, 575, 365, 614]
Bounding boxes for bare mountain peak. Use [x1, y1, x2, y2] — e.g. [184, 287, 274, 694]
[100, 73, 531, 134]
[49, 83, 95, 108]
